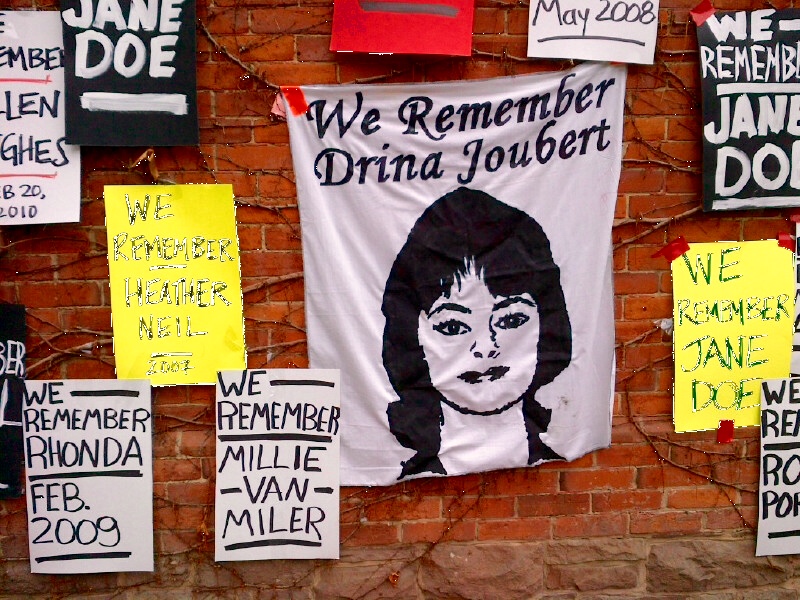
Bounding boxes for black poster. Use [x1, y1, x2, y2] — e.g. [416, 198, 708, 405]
[698, 9, 800, 211]
[0, 305, 25, 499]
[60, 0, 198, 146]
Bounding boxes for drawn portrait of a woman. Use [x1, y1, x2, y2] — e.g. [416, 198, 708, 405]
[381, 187, 572, 479]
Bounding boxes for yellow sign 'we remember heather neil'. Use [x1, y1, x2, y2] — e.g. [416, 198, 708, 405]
[105, 185, 246, 385]
[673, 241, 794, 432]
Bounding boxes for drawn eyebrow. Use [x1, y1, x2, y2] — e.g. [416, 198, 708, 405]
[428, 302, 470, 316]
[493, 296, 536, 311]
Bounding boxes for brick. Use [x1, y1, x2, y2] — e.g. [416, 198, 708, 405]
[0, 255, 54, 281]
[400, 519, 476, 543]
[154, 458, 204, 483]
[445, 496, 515, 520]
[18, 282, 103, 308]
[297, 35, 337, 62]
[667, 487, 735, 509]
[341, 522, 400, 546]
[560, 468, 635, 492]
[260, 63, 338, 85]
[553, 514, 627, 538]
[477, 518, 550, 540]
[253, 121, 291, 144]
[628, 193, 697, 219]
[614, 272, 660, 295]
[623, 343, 672, 370]
[637, 465, 710, 488]
[265, 224, 302, 251]
[474, 8, 505, 33]
[623, 293, 673, 320]
[595, 444, 663, 468]
[618, 169, 665, 194]
[507, 8, 529, 34]
[627, 245, 672, 272]
[178, 429, 216, 457]
[704, 505, 757, 530]
[481, 468, 560, 495]
[364, 495, 441, 522]
[215, 91, 278, 119]
[665, 170, 701, 193]
[518, 493, 590, 517]
[630, 510, 702, 534]
[154, 505, 207, 530]
[624, 116, 666, 141]
[237, 35, 295, 62]
[592, 490, 662, 512]
[203, 8, 249, 34]
[240, 251, 304, 278]
[218, 144, 294, 171]
[249, 7, 332, 34]
[165, 481, 213, 504]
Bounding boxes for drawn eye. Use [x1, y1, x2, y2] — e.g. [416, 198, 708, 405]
[494, 312, 530, 330]
[432, 319, 471, 336]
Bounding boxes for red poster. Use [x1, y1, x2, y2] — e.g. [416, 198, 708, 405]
[330, 0, 474, 56]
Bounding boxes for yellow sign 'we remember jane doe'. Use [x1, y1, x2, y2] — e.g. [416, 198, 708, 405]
[673, 240, 794, 432]
[105, 185, 246, 385]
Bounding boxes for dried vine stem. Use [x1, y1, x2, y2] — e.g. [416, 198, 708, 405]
[197, 19, 280, 92]
[614, 206, 703, 249]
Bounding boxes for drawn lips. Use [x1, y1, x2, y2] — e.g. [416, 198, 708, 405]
[457, 366, 510, 384]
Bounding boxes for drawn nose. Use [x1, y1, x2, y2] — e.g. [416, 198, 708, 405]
[470, 324, 499, 359]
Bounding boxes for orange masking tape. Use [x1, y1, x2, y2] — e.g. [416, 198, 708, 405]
[652, 236, 690, 263]
[690, 0, 715, 26]
[281, 86, 310, 116]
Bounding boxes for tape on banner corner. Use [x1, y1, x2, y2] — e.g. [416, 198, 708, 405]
[690, 0, 715, 26]
[716, 419, 734, 443]
[280, 86, 309, 117]
[778, 231, 795, 251]
[270, 93, 287, 120]
[652, 236, 690, 262]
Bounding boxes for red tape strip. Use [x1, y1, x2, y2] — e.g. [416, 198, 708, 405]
[690, 0, 715, 26]
[652, 236, 690, 262]
[280, 86, 309, 117]
[778, 232, 794, 251]
[717, 419, 734, 443]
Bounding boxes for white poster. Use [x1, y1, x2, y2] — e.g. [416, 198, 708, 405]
[758, 377, 800, 556]
[527, 0, 658, 64]
[22, 379, 153, 573]
[215, 369, 340, 561]
[0, 11, 81, 225]
[793, 224, 800, 377]
[285, 62, 625, 486]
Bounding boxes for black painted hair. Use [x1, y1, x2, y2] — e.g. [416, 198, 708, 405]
[382, 187, 572, 478]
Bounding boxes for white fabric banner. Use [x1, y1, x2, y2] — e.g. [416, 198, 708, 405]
[285, 62, 625, 486]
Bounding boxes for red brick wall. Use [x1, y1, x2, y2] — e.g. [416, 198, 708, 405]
[1, 0, 795, 596]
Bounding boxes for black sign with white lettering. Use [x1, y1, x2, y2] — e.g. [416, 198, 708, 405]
[699, 9, 800, 211]
[60, 0, 198, 146]
[0, 304, 25, 499]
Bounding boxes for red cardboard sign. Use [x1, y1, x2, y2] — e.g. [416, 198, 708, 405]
[330, 0, 475, 56]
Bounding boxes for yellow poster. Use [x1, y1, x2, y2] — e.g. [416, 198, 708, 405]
[673, 241, 794, 432]
[105, 185, 246, 385]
